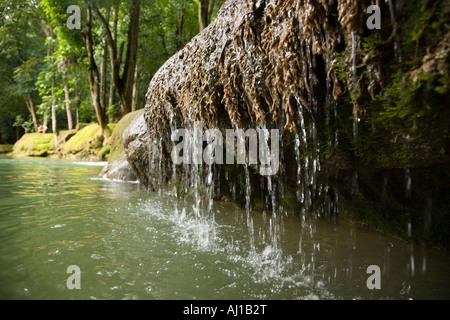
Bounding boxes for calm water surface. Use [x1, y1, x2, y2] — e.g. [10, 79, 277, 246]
[0, 157, 449, 299]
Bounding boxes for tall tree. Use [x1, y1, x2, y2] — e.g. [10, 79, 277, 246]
[83, 5, 110, 137]
[108, 1, 120, 121]
[0, 0, 46, 134]
[62, 71, 73, 130]
[176, 1, 185, 50]
[13, 59, 42, 133]
[198, 0, 215, 31]
[89, 0, 141, 117]
[40, 0, 111, 137]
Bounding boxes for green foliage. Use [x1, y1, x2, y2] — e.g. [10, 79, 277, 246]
[39, 0, 85, 50]
[99, 145, 111, 160]
[13, 115, 35, 133]
[339, 0, 450, 167]
[0, 95, 28, 144]
[0, 1, 46, 142]
[1, 0, 216, 143]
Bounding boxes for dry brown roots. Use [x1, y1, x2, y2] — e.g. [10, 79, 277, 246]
[144, 0, 381, 139]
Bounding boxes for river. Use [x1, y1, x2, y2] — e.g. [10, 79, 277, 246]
[0, 157, 449, 300]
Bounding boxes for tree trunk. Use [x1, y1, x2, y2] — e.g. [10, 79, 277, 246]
[51, 76, 58, 146]
[108, 77, 116, 122]
[75, 96, 80, 126]
[131, 62, 138, 112]
[100, 38, 108, 117]
[90, 0, 141, 119]
[198, 0, 215, 31]
[43, 114, 48, 129]
[73, 81, 81, 126]
[100, 6, 110, 116]
[23, 93, 38, 132]
[84, 6, 110, 138]
[176, 2, 185, 50]
[108, 1, 119, 122]
[63, 75, 73, 130]
[108, 78, 116, 123]
[120, 0, 141, 116]
[208, 0, 215, 22]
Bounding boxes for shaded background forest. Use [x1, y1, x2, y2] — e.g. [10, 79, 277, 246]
[0, 0, 222, 144]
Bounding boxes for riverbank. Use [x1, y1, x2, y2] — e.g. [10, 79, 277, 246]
[11, 124, 111, 161]
[9, 110, 143, 163]
[0, 145, 13, 154]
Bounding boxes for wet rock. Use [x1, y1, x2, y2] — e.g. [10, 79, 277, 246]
[0, 145, 12, 154]
[123, 110, 152, 188]
[59, 124, 111, 161]
[12, 133, 55, 157]
[132, 0, 450, 247]
[99, 109, 148, 184]
[100, 154, 137, 182]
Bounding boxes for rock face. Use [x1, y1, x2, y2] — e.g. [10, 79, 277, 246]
[100, 154, 137, 182]
[0, 145, 12, 154]
[60, 124, 106, 161]
[122, 110, 152, 188]
[125, 0, 449, 247]
[100, 110, 146, 183]
[12, 133, 55, 157]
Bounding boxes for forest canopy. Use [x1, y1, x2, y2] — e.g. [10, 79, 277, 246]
[0, 0, 222, 144]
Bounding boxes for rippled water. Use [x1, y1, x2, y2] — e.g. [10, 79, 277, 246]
[0, 157, 449, 300]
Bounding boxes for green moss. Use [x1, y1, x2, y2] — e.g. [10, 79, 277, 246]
[99, 145, 111, 160]
[12, 133, 55, 157]
[108, 123, 117, 133]
[64, 124, 105, 154]
[56, 130, 77, 145]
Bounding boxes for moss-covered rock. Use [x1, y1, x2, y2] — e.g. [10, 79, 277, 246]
[12, 133, 55, 157]
[0, 145, 13, 154]
[99, 110, 145, 182]
[128, 0, 449, 247]
[63, 124, 103, 153]
[61, 123, 115, 160]
[102, 110, 144, 162]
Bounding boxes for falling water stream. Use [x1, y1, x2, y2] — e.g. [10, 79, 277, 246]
[1, 156, 449, 300]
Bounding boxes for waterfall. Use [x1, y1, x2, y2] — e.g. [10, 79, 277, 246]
[388, 0, 402, 62]
[405, 168, 412, 199]
[130, 0, 450, 295]
[295, 133, 304, 203]
[351, 171, 359, 198]
[244, 163, 256, 254]
[351, 31, 357, 80]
